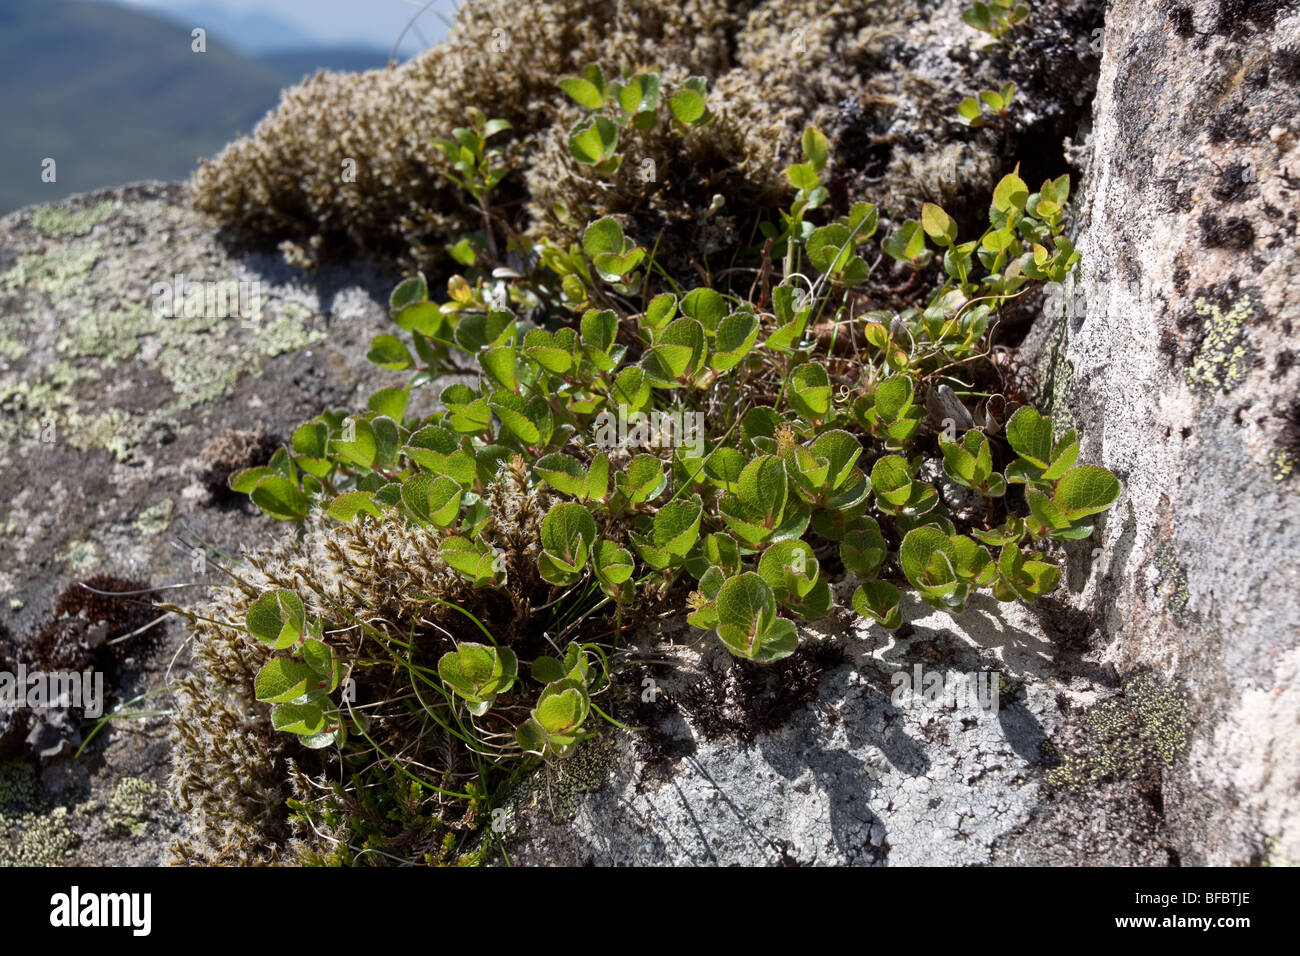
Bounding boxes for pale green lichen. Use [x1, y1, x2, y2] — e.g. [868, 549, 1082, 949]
[108, 778, 159, 838]
[134, 499, 173, 537]
[1270, 447, 1295, 482]
[2, 243, 101, 294]
[1186, 294, 1252, 393]
[30, 200, 117, 239]
[57, 301, 159, 363]
[1033, 309, 1077, 433]
[0, 807, 78, 867]
[0, 763, 79, 868]
[55, 538, 101, 575]
[1153, 544, 1190, 616]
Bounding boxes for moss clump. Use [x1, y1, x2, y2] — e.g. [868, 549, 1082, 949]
[0, 762, 39, 817]
[191, 0, 939, 269]
[1045, 673, 1189, 793]
[169, 461, 554, 865]
[198, 425, 282, 501]
[29, 201, 117, 239]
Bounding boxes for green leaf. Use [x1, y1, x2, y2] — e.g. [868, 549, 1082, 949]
[559, 76, 604, 109]
[758, 539, 819, 597]
[581, 308, 618, 353]
[680, 288, 728, 332]
[618, 454, 667, 505]
[786, 163, 821, 192]
[326, 490, 381, 523]
[368, 386, 409, 422]
[669, 87, 706, 124]
[255, 658, 319, 704]
[594, 540, 635, 586]
[852, 580, 902, 629]
[489, 390, 541, 444]
[841, 521, 888, 578]
[247, 589, 306, 649]
[292, 422, 327, 459]
[250, 476, 310, 521]
[716, 572, 776, 658]
[652, 500, 703, 558]
[1005, 406, 1055, 468]
[710, 311, 759, 371]
[439, 643, 517, 714]
[583, 217, 625, 258]
[1053, 465, 1121, 520]
[801, 127, 830, 172]
[921, 203, 957, 245]
[643, 293, 677, 330]
[992, 168, 1029, 214]
[788, 362, 832, 420]
[871, 455, 913, 508]
[366, 334, 413, 370]
[874, 375, 914, 422]
[586, 453, 610, 501]
[402, 474, 463, 526]
[569, 115, 619, 166]
[539, 502, 596, 581]
[271, 701, 326, 736]
[534, 453, 589, 497]
[900, 526, 957, 589]
[389, 273, 428, 313]
[481, 346, 518, 391]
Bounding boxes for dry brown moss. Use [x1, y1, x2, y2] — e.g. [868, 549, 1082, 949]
[192, 0, 946, 271]
[169, 460, 555, 864]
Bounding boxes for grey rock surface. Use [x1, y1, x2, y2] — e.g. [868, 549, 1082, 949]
[1020, 0, 1300, 865]
[0, 181, 401, 864]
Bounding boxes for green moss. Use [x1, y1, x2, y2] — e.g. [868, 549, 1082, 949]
[0, 762, 39, 817]
[2, 243, 101, 294]
[30, 200, 117, 239]
[1186, 293, 1252, 393]
[1045, 673, 1189, 792]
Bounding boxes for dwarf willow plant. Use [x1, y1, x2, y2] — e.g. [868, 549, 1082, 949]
[559, 63, 712, 175]
[963, 0, 1030, 42]
[234, 111, 1117, 731]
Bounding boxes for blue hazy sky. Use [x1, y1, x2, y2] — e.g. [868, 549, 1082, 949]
[87, 0, 458, 54]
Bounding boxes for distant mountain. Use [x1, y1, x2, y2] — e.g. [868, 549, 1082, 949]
[0, 0, 395, 216]
[146, 2, 319, 54]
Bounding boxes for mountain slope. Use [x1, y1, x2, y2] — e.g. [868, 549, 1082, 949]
[0, 0, 290, 214]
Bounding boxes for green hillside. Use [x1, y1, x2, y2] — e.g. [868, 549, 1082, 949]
[0, 0, 291, 214]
